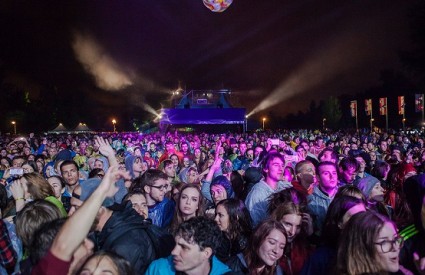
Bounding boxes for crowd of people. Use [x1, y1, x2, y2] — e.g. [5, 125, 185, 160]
[0, 128, 424, 274]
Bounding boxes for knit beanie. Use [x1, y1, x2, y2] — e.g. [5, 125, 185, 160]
[355, 176, 380, 198]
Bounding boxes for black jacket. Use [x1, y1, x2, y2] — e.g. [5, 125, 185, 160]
[95, 202, 157, 274]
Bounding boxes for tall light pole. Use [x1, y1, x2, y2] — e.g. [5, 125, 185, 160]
[11, 121, 16, 135]
[112, 119, 117, 132]
[370, 118, 374, 132]
[322, 118, 326, 130]
[262, 117, 266, 130]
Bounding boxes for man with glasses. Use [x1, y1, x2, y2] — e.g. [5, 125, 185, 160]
[142, 169, 175, 228]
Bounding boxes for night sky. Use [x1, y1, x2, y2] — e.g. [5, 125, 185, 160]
[0, 0, 420, 131]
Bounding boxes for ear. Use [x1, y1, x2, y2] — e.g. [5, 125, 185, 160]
[144, 185, 151, 194]
[202, 247, 213, 260]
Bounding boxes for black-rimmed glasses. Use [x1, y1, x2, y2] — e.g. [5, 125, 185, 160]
[374, 236, 404, 253]
[149, 184, 169, 191]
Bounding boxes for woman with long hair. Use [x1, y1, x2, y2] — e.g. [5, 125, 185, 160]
[270, 201, 313, 275]
[10, 172, 67, 216]
[301, 195, 366, 275]
[215, 199, 252, 258]
[336, 211, 405, 274]
[236, 219, 287, 275]
[169, 184, 204, 233]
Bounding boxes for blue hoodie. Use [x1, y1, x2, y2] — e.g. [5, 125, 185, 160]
[145, 255, 231, 275]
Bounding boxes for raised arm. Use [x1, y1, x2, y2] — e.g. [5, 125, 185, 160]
[94, 136, 118, 167]
[50, 166, 129, 261]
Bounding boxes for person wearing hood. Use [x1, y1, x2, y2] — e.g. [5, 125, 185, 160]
[125, 155, 144, 179]
[355, 175, 392, 218]
[70, 170, 171, 274]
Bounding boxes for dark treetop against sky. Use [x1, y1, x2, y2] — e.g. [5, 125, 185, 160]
[0, 0, 419, 128]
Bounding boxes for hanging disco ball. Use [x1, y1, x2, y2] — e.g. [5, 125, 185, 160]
[203, 0, 233, 13]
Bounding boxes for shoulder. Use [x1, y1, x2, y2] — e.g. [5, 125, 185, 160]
[211, 256, 232, 275]
[145, 256, 175, 275]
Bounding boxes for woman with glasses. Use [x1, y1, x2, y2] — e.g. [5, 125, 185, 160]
[336, 211, 406, 274]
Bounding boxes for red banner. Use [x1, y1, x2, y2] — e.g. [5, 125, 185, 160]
[379, 97, 387, 116]
[415, 94, 424, 113]
[350, 100, 357, 117]
[398, 96, 405, 115]
[365, 99, 372, 116]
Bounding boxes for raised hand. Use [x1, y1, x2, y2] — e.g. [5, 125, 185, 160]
[98, 165, 131, 198]
[94, 136, 114, 158]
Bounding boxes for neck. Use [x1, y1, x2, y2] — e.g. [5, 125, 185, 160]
[66, 184, 78, 194]
[320, 185, 337, 197]
[183, 212, 196, 221]
[146, 194, 157, 206]
[97, 208, 113, 232]
[265, 178, 278, 190]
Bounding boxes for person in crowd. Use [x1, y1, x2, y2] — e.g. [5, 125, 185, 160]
[233, 219, 287, 274]
[371, 160, 391, 189]
[0, 218, 18, 274]
[141, 169, 175, 228]
[10, 172, 67, 216]
[193, 147, 205, 173]
[245, 152, 292, 227]
[215, 199, 252, 267]
[123, 190, 149, 219]
[201, 156, 235, 216]
[160, 159, 178, 185]
[179, 166, 200, 185]
[291, 160, 316, 197]
[317, 148, 338, 163]
[355, 175, 392, 218]
[15, 200, 62, 267]
[241, 167, 262, 202]
[170, 184, 205, 233]
[146, 216, 232, 275]
[385, 163, 417, 222]
[22, 160, 37, 174]
[338, 157, 359, 185]
[31, 166, 124, 274]
[47, 175, 66, 201]
[336, 211, 408, 274]
[271, 201, 313, 275]
[307, 161, 339, 238]
[400, 174, 425, 273]
[354, 154, 370, 179]
[29, 218, 94, 274]
[158, 140, 183, 164]
[71, 168, 173, 274]
[179, 141, 193, 161]
[60, 160, 81, 211]
[88, 167, 105, 179]
[170, 153, 181, 175]
[77, 250, 134, 275]
[301, 195, 366, 275]
[124, 155, 144, 179]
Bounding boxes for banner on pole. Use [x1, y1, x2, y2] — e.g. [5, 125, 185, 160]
[415, 94, 424, 113]
[398, 96, 405, 115]
[350, 100, 357, 117]
[365, 99, 372, 116]
[379, 97, 387, 116]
